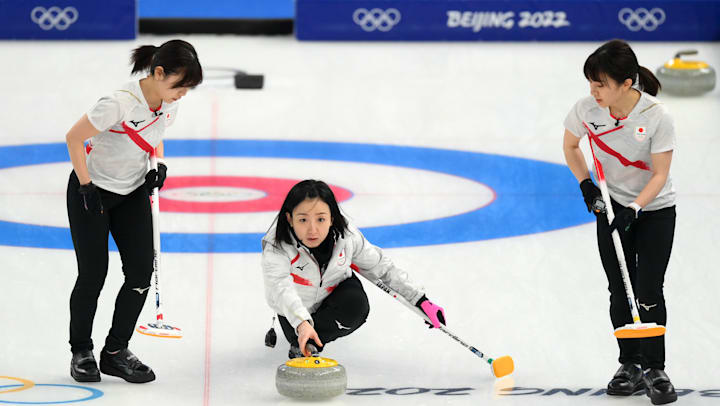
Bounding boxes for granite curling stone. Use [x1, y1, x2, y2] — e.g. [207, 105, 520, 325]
[656, 50, 716, 96]
[276, 356, 347, 400]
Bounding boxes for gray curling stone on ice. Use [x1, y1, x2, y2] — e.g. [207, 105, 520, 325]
[656, 50, 716, 96]
[276, 356, 347, 400]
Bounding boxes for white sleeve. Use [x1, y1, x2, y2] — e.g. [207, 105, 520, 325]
[87, 95, 125, 132]
[651, 113, 676, 154]
[261, 241, 312, 330]
[563, 99, 587, 138]
[347, 225, 425, 305]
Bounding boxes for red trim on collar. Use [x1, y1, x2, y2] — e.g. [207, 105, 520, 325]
[609, 112, 628, 121]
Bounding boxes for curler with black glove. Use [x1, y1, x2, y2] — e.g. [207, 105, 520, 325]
[144, 159, 167, 195]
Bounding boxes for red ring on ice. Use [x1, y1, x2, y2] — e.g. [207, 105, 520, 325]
[159, 176, 353, 213]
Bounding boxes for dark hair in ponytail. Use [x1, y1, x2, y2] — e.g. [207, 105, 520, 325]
[130, 39, 203, 88]
[637, 65, 660, 96]
[583, 39, 661, 96]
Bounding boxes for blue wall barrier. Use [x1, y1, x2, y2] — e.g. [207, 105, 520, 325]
[296, 0, 720, 41]
[0, 0, 135, 39]
[138, 0, 293, 19]
[136, 0, 293, 35]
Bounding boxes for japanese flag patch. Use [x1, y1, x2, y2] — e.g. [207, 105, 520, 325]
[337, 248, 347, 266]
[634, 126, 647, 142]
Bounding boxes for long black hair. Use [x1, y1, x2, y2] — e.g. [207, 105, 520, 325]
[274, 180, 348, 246]
[583, 39, 660, 96]
[130, 39, 203, 88]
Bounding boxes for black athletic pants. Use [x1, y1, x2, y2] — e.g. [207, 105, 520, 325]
[67, 171, 154, 354]
[279, 273, 370, 351]
[596, 199, 676, 370]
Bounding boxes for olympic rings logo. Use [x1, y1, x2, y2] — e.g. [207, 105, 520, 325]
[352, 8, 401, 32]
[30, 6, 79, 31]
[618, 7, 665, 32]
[0, 376, 102, 404]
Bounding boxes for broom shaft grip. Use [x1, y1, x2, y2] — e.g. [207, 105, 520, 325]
[371, 278, 487, 360]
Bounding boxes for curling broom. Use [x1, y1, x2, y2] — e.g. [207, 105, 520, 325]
[589, 136, 665, 339]
[135, 151, 183, 339]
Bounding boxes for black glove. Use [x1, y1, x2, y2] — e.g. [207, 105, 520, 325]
[78, 182, 103, 214]
[144, 162, 167, 195]
[579, 178, 606, 215]
[609, 207, 639, 233]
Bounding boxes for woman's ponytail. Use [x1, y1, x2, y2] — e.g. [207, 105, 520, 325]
[638, 65, 661, 96]
[130, 45, 157, 75]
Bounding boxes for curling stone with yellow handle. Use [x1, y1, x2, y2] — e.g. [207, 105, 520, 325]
[656, 50, 716, 96]
[276, 356, 347, 399]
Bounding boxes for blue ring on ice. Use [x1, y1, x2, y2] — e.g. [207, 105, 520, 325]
[0, 384, 103, 404]
[0, 140, 590, 253]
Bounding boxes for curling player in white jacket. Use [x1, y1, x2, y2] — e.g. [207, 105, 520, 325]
[262, 179, 446, 358]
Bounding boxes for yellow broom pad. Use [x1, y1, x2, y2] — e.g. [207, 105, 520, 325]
[614, 323, 666, 339]
[491, 356, 514, 378]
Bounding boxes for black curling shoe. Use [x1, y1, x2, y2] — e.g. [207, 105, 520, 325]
[644, 369, 678, 405]
[71, 350, 100, 382]
[99, 348, 155, 383]
[607, 363, 645, 395]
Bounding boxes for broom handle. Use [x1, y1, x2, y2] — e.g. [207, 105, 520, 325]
[588, 140, 642, 325]
[370, 277, 491, 363]
[149, 152, 165, 324]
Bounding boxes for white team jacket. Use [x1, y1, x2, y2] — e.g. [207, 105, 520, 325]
[261, 222, 425, 330]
